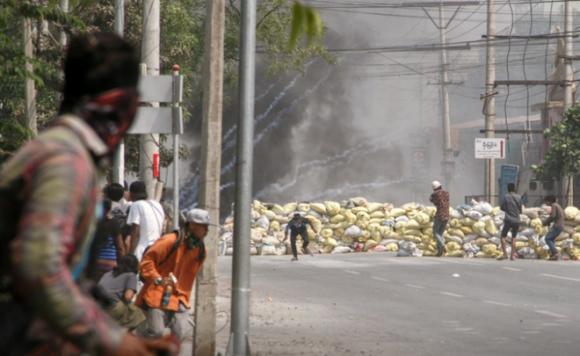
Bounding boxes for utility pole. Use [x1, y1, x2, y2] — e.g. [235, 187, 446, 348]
[564, 0, 574, 206]
[226, 0, 256, 354]
[194, 0, 225, 355]
[438, 4, 454, 190]
[114, 0, 125, 185]
[418, 2, 479, 192]
[140, 0, 160, 197]
[484, 0, 496, 204]
[23, 17, 37, 136]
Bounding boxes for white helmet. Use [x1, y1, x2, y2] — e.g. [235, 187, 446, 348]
[432, 180, 442, 190]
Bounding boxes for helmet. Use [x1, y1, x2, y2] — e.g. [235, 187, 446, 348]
[432, 180, 442, 190]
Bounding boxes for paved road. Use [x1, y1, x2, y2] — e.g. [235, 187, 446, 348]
[214, 253, 580, 356]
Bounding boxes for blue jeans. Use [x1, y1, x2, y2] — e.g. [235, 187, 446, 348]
[432, 218, 448, 252]
[545, 226, 563, 256]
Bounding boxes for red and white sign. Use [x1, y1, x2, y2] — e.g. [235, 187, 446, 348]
[152, 152, 160, 178]
[475, 138, 505, 159]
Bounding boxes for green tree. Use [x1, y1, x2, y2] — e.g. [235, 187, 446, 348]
[0, 0, 328, 169]
[533, 105, 580, 195]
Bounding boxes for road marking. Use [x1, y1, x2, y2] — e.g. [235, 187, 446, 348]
[535, 310, 567, 319]
[371, 276, 390, 283]
[342, 269, 360, 275]
[439, 291, 464, 298]
[405, 284, 425, 289]
[454, 327, 474, 332]
[540, 273, 580, 283]
[501, 267, 522, 272]
[483, 300, 511, 307]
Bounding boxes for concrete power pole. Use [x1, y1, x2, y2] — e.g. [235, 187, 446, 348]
[484, 0, 496, 204]
[140, 0, 160, 197]
[114, 0, 125, 185]
[194, 0, 225, 355]
[438, 4, 454, 190]
[23, 17, 37, 135]
[564, 0, 574, 206]
[59, 0, 68, 47]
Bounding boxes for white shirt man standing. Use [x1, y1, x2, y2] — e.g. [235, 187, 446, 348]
[127, 181, 165, 261]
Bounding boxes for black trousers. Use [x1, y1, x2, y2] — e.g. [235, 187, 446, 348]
[290, 230, 309, 258]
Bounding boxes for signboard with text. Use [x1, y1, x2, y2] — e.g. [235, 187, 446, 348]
[475, 138, 505, 159]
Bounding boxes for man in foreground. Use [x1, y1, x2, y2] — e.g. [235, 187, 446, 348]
[430, 180, 450, 257]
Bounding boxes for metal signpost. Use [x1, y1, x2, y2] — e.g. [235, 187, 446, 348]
[130, 70, 184, 230]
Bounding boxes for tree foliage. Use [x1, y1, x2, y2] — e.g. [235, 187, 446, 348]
[0, 0, 329, 169]
[533, 105, 580, 181]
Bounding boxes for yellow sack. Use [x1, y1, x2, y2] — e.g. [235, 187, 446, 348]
[389, 208, 406, 218]
[475, 237, 489, 247]
[330, 214, 346, 224]
[565, 206, 579, 220]
[325, 201, 341, 216]
[356, 211, 370, 221]
[448, 228, 465, 239]
[414, 212, 431, 226]
[460, 226, 474, 235]
[367, 202, 384, 214]
[272, 204, 286, 216]
[515, 241, 528, 249]
[485, 219, 497, 236]
[370, 211, 386, 219]
[573, 232, 580, 245]
[403, 229, 422, 237]
[320, 228, 333, 239]
[283, 202, 298, 214]
[352, 206, 369, 215]
[344, 210, 357, 224]
[270, 220, 281, 232]
[263, 210, 276, 220]
[364, 239, 378, 251]
[385, 242, 398, 252]
[325, 237, 338, 247]
[310, 203, 327, 215]
[482, 244, 498, 255]
[461, 218, 476, 227]
[447, 250, 464, 258]
[449, 219, 461, 228]
[406, 219, 421, 230]
[445, 241, 461, 252]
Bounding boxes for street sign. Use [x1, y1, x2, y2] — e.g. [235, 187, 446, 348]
[475, 138, 505, 159]
[128, 74, 184, 135]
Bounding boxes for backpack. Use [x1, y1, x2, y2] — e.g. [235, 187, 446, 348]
[139, 231, 181, 283]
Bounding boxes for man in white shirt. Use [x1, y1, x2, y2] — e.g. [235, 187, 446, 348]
[127, 181, 165, 261]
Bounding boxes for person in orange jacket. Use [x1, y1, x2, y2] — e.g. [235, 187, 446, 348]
[136, 208, 209, 341]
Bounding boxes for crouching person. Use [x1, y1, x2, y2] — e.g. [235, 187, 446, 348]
[97, 255, 146, 330]
[136, 208, 209, 341]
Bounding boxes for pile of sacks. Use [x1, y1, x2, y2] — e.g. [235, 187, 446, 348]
[219, 198, 580, 260]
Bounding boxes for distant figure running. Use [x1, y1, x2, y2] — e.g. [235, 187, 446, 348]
[284, 213, 315, 261]
[430, 181, 450, 257]
[498, 183, 523, 261]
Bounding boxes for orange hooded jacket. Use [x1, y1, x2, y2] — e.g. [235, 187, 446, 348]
[136, 232, 205, 311]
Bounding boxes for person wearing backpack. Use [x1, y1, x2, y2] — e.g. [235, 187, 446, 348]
[136, 208, 209, 342]
[498, 183, 523, 261]
[86, 199, 125, 281]
[127, 181, 165, 261]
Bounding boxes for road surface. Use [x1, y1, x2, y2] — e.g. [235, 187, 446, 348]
[213, 253, 580, 356]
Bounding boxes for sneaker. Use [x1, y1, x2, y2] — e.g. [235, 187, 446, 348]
[510, 254, 518, 261]
[291, 257, 298, 261]
[549, 254, 560, 261]
[497, 255, 507, 261]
